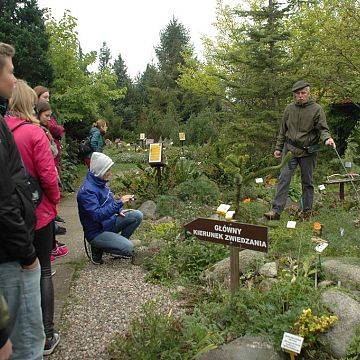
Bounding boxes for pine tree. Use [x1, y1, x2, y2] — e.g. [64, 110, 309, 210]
[0, 0, 53, 86]
[98, 41, 111, 70]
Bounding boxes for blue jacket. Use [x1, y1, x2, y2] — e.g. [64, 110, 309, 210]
[77, 171, 123, 241]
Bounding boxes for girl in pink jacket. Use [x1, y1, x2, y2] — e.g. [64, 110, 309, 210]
[5, 80, 61, 355]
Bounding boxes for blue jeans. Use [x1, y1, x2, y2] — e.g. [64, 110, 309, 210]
[0, 261, 45, 360]
[91, 210, 143, 257]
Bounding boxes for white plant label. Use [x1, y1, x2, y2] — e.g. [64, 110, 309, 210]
[340, 228, 345, 237]
[345, 162, 352, 168]
[287, 221, 297, 229]
[315, 242, 328, 253]
[225, 210, 235, 220]
[255, 178, 264, 184]
[281, 332, 304, 354]
[217, 204, 231, 215]
[318, 184, 326, 191]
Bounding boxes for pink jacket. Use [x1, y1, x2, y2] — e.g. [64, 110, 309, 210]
[5, 115, 60, 230]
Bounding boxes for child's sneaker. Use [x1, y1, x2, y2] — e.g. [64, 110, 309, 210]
[50, 255, 56, 263]
[44, 331, 60, 356]
[52, 245, 68, 258]
[56, 241, 67, 249]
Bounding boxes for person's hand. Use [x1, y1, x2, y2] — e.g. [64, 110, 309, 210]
[274, 150, 282, 159]
[121, 195, 134, 203]
[325, 138, 336, 148]
[118, 210, 126, 217]
[0, 339, 12, 360]
[22, 258, 39, 270]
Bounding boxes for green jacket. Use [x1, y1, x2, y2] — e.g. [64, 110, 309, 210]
[86, 127, 105, 159]
[275, 99, 331, 157]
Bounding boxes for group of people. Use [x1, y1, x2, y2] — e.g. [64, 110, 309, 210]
[0, 39, 336, 360]
[0, 42, 142, 360]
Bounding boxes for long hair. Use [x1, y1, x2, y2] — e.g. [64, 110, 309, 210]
[9, 79, 39, 124]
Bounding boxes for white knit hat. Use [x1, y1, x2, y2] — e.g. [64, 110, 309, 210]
[90, 152, 114, 178]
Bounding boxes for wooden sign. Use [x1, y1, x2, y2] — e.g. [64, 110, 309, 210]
[184, 217, 268, 253]
[149, 143, 162, 164]
[145, 138, 154, 145]
[140, 133, 145, 140]
[179, 132, 186, 141]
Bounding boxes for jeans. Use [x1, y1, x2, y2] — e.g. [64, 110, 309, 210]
[273, 153, 317, 213]
[33, 222, 55, 339]
[0, 261, 45, 360]
[91, 210, 143, 257]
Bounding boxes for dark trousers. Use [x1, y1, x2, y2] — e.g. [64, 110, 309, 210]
[33, 221, 55, 339]
[273, 153, 317, 213]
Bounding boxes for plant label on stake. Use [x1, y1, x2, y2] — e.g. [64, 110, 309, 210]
[255, 178, 264, 184]
[225, 210, 235, 221]
[179, 132, 186, 141]
[287, 221, 297, 229]
[281, 332, 304, 355]
[345, 162, 352, 168]
[217, 204, 231, 217]
[318, 184, 326, 191]
[140, 133, 145, 140]
[340, 228, 345, 237]
[315, 242, 328, 253]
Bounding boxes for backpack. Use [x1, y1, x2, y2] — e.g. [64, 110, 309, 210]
[11, 122, 43, 207]
[79, 135, 93, 156]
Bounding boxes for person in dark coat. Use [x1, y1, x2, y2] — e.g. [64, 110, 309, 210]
[264, 80, 336, 220]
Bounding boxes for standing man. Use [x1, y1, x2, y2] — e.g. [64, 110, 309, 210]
[264, 80, 336, 220]
[0, 43, 45, 359]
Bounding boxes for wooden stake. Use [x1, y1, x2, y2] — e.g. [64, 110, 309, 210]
[230, 245, 240, 295]
[287, 351, 297, 360]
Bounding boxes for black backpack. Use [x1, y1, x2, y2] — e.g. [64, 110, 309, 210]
[79, 135, 93, 156]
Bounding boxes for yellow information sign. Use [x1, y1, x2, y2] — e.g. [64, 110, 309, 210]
[140, 133, 145, 140]
[179, 132, 186, 141]
[149, 143, 162, 164]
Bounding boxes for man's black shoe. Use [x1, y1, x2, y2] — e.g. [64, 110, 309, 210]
[44, 331, 60, 356]
[55, 225, 66, 236]
[91, 245, 104, 265]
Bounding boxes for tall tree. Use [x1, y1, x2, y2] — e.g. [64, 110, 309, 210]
[98, 41, 111, 71]
[155, 17, 193, 89]
[0, 0, 53, 85]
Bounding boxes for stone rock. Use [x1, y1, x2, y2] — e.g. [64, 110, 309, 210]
[201, 250, 265, 285]
[320, 289, 360, 358]
[138, 200, 157, 220]
[155, 216, 174, 224]
[131, 246, 160, 266]
[259, 262, 278, 278]
[131, 239, 142, 248]
[258, 278, 278, 292]
[318, 280, 336, 289]
[199, 336, 284, 360]
[322, 259, 360, 290]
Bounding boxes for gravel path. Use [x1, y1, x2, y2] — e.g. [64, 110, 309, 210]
[50, 256, 178, 360]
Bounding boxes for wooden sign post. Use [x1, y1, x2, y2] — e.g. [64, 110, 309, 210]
[149, 143, 165, 188]
[184, 218, 268, 294]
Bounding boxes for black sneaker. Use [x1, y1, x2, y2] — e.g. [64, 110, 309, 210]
[44, 331, 60, 356]
[55, 225, 66, 236]
[110, 253, 132, 260]
[91, 246, 104, 265]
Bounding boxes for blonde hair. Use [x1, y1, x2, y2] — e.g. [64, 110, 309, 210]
[0, 43, 15, 72]
[93, 119, 107, 129]
[9, 79, 39, 124]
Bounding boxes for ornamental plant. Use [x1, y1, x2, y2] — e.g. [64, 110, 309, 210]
[293, 308, 338, 347]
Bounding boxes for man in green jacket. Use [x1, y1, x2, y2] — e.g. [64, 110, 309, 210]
[264, 80, 336, 220]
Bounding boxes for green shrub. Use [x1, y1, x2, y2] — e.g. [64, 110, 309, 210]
[108, 301, 222, 360]
[156, 195, 182, 218]
[172, 177, 220, 204]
